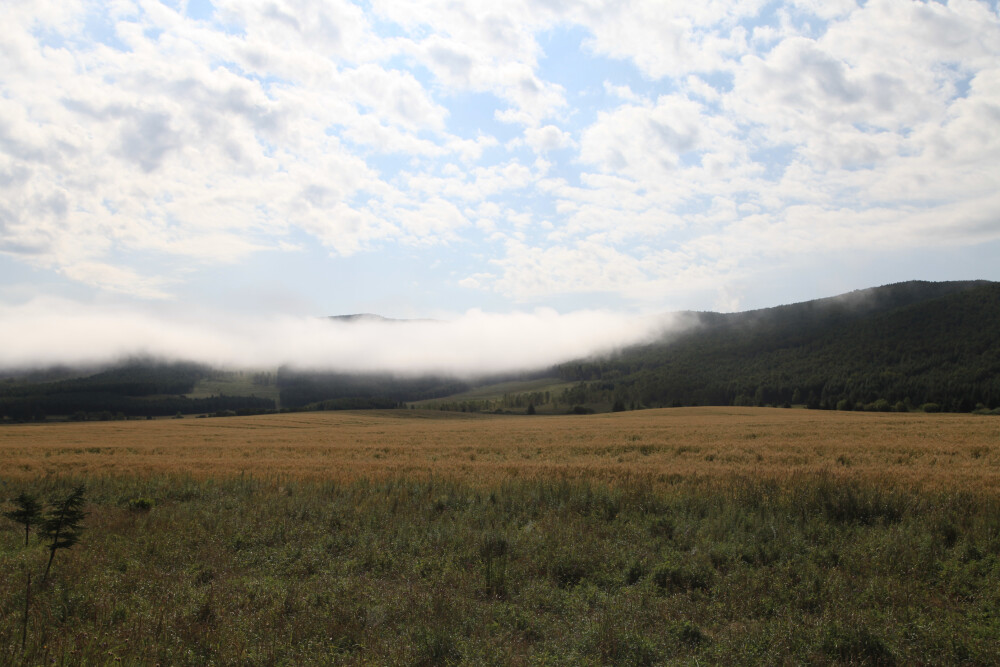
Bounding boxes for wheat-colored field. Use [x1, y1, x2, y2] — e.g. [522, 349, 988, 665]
[2, 407, 998, 489]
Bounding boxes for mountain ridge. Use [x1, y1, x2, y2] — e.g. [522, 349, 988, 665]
[2, 279, 997, 419]
[553, 279, 1000, 412]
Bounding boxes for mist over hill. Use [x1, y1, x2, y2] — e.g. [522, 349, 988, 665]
[1, 280, 997, 420]
[281, 280, 1000, 413]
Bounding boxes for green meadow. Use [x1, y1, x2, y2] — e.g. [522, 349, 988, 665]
[3, 472, 998, 665]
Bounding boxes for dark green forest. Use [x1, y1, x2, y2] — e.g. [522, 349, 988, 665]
[556, 280, 1000, 412]
[275, 369, 471, 409]
[0, 362, 274, 422]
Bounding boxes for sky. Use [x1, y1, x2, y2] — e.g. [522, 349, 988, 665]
[1, 0, 999, 371]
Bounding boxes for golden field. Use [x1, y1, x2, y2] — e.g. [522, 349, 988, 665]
[2, 407, 998, 489]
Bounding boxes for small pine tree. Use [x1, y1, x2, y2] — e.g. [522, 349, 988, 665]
[4, 492, 43, 547]
[40, 485, 87, 582]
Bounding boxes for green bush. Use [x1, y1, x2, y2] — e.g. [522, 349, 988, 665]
[651, 554, 714, 593]
[821, 624, 895, 665]
[126, 497, 155, 512]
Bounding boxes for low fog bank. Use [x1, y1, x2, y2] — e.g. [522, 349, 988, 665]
[0, 299, 693, 377]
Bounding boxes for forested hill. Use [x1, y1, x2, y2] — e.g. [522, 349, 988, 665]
[557, 281, 1000, 412]
[0, 361, 275, 421]
[3, 280, 997, 420]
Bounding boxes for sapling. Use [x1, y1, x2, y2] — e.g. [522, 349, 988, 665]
[4, 492, 43, 653]
[39, 485, 87, 582]
[3, 491, 42, 546]
[479, 532, 509, 598]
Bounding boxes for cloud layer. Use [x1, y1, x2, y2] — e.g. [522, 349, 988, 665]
[0, 300, 684, 375]
[1, 0, 998, 313]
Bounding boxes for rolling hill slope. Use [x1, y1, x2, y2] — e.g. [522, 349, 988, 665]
[556, 281, 1000, 411]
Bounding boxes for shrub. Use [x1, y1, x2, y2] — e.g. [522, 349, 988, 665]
[478, 532, 509, 597]
[551, 559, 587, 588]
[652, 555, 713, 593]
[549, 549, 592, 588]
[412, 627, 461, 666]
[673, 620, 707, 647]
[649, 516, 675, 539]
[589, 623, 661, 666]
[126, 497, 155, 512]
[798, 478, 907, 525]
[822, 624, 895, 665]
[624, 559, 646, 585]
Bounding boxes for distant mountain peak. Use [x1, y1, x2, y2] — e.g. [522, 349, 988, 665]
[328, 314, 401, 323]
[327, 314, 441, 324]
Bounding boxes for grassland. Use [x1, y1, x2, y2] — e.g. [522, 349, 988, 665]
[407, 377, 576, 407]
[2, 408, 999, 664]
[185, 371, 281, 404]
[1, 408, 998, 489]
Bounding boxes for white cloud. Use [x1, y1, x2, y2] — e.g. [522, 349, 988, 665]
[402, 160, 536, 204]
[575, 0, 766, 78]
[574, 92, 755, 209]
[458, 272, 495, 289]
[682, 75, 721, 103]
[0, 298, 685, 375]
[59, 262, 174, 300]
[385, 3, 568, 125]
[580, 95, 706, 176]
[603, 81, 642, 102]
[2, 0, 998, 318]
[522, 124, 575, 152]
[487, 240, 651, 301]
[340, 64, 449, 132]
[215, 0, 375, 62]
[0, 0, 523, 291]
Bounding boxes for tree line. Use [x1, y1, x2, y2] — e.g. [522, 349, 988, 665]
[0, 361, 275, 421]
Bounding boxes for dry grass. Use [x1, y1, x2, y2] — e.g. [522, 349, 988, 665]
[2, 407, 998, 489]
